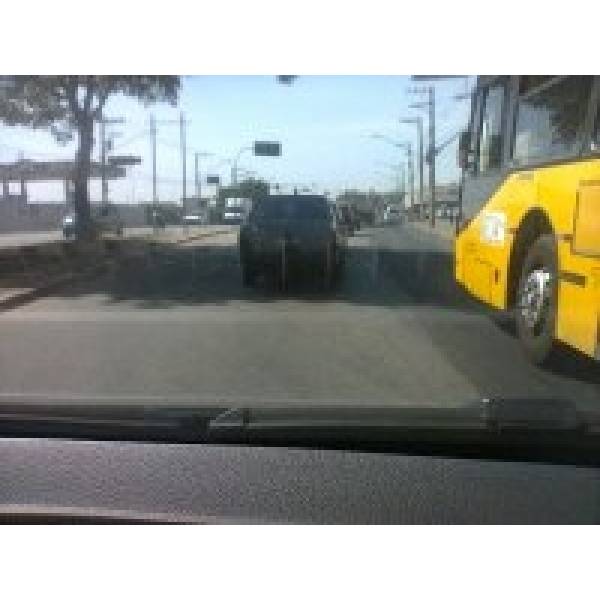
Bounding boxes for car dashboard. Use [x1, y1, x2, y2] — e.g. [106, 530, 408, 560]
[1, 436, 599, 523]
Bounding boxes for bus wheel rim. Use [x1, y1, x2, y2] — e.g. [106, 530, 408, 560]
[519, 267, 553, 333]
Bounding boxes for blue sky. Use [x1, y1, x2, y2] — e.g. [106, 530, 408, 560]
[0, 76, 473, 203]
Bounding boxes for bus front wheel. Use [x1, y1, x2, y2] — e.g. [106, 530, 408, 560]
[515, 234, 558, 365]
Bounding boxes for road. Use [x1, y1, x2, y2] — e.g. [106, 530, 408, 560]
[0, 222, 599, 409]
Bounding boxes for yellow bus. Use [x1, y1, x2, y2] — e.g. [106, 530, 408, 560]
[455, 76, 600, 364]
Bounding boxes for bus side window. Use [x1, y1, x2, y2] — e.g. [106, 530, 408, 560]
[478, 84, 505, 173]
[513, 76, 593, 163]
[592, 100, 600, 153]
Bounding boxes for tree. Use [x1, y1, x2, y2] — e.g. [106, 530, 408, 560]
[0, 76, 179, 233]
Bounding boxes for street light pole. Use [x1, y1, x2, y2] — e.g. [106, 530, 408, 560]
[231, 146, 252, 186]
[369, 134, 414, 210]
[400, 116, 424, 217]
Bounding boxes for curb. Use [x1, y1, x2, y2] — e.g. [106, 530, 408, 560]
[174, 228, 231, 244]
[0, 264, 107, 313]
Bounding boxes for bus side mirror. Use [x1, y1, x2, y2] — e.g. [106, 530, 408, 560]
[458, 130, 473, 170]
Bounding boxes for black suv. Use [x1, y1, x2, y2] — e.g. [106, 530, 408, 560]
[239, 194, 345, 290]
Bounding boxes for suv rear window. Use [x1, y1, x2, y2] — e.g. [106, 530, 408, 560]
[253, 196, 330, 220]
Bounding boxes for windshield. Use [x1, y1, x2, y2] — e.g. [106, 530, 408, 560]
[0, 74, 599, 450]
[252, 196, 330, 220]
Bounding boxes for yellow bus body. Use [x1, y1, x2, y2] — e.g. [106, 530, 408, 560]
[455, 158, 600, 359]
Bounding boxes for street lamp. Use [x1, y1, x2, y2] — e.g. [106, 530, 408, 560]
[231, 141, 281, 186]
[231, 146, 253, 186]
[368, 133, 414, 209]
[399, 117, 424, 215]
[375, 162, 406, 205]
[237, 167, 258, 179]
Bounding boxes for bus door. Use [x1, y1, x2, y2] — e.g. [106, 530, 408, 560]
[458, 77, 511, 305]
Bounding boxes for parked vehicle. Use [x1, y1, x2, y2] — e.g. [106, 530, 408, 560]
[383, 205, 403, 225]
[62, 204, 124, 239]
[223, 197, 252, 224]
[336, 204, 356, 236]
[95, 204, 125, 236]
[239, 194, 345, 290]
[62, 213, 77, 239]
[182, 213, 206, 226]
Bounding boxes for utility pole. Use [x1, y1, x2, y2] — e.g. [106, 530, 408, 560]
[400, 163, 406, 198]
[409, 85, 435, 226]
[195, 152, 200, 198]
[100, 119, 106, 205]
[180, 112, 186, 216]
[428, 86, 436, 228]
[99, 116, 125, 207]
[407, 143, 414, 210]
[416, 118, 423, 217]
[150, 115, 157, 207]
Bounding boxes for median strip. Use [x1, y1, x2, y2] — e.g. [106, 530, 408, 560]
[0, 227, 232, 311]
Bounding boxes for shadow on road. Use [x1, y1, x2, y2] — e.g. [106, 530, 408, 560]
[33, 232, 600, 393]
[40, 235, 478, 311]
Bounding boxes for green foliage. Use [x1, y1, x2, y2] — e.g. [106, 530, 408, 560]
[0, 76, 179, 134]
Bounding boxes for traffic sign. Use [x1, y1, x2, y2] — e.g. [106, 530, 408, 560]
[254, 141, 281, 157]
[206, 175, 220, 185]
[108, 155, 141, 166]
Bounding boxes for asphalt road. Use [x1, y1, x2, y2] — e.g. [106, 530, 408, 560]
[0, 222, 599, 410]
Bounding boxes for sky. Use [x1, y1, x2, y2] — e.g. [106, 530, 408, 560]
[0, 76, 473, 204]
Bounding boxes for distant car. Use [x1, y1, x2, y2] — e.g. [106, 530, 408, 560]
[62, 214, 77, 239]
[223, 197, 251, 225]
[182, 214, 205, 226]
[95, 204, 124, 236]
[62, 204, 124, 239]
[383, 206, 403, 225]
[336, 205, 355, 236]
[239, 194, 345, 289]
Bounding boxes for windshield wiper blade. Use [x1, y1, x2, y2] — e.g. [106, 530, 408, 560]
[205, 399, 594, 459]
[0, 404, 225, 442]
[208, 398, 584, 435]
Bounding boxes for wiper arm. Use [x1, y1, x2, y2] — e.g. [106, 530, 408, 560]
[0, 404, 225, 443]
[479, 397, 582, 432]
[206, 399, 594, 462]
[208, 398, 584, 437]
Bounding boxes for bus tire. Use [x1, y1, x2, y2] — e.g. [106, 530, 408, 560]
[515, 234, 558, 365]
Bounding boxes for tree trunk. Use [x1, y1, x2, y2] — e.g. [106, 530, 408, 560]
[73, 116, 94, 234]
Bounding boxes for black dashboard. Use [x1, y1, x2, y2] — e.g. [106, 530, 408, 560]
[1, 437, 599, 523]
